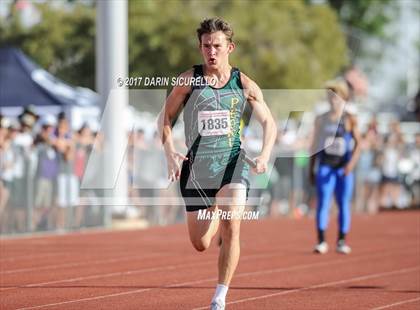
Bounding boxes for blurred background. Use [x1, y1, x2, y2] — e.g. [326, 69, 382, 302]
[0, 0, 419, 236]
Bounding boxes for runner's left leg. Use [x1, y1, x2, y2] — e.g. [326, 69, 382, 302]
[216, 183, 246, 285]
[210, 183, 246, 307]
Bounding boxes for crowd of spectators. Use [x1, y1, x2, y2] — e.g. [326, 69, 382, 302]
[0, 108, 102, 233]
[0, 105, 419, 235]
[253, 116, 420, 218]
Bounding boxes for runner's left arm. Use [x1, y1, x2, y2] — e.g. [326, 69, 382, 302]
[241, 74, 277, 174]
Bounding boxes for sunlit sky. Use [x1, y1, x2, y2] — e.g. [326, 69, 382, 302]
[366, 0, 419, 103]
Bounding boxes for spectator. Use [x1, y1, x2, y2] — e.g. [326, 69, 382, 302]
[409, 133, 420, 207]
[355, 118, 382, 214]
[73, 123, 94, 228]
[133, 129, 167, 224]
[54, 114, 78, 230]
[271, 127, 295, 216]
[379, 121, 404, 208]
[11, 111, 35, 232]
[33, 116, 58, 230]
[0, 117, 13, 232]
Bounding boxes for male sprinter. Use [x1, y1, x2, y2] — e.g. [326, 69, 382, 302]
[309, 79, 361, 255]
[158, 18, 276, 310]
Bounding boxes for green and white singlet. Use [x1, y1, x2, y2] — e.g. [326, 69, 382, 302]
[183, 65, 248, 178]
[180, 65, 250, 211]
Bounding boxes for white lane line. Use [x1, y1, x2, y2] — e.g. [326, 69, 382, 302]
[192, 267, 420, 310]
[16, 288, 153, 310]
[0, 248, 161, 263]
[12, 252, 283, 310]
[371, 297, 420, 310]
[0, 253, 74, 263]
[3, 246, 391, 292]
[13, 250, 413, 310]
[2, 241, 416, 271]
[0, 236, 184, 262]
[14, 260, 222, 310]
[0, 227, 123, 242]
[0, 252, 169, 275]
[233, 248, 419, 280]
[1, 251, 282, 292]
[3, 242, 313, 291]
[1, 241, 315, 279]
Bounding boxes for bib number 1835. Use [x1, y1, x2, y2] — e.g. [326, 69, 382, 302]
[198, 110, 231, 136]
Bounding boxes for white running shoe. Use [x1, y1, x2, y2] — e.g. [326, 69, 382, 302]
[210, 301, 225, 310]
[336, 241, 352, 254]
[314, 242, 329, 254]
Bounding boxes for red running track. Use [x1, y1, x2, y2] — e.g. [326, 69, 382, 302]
[0, 211, 419, 309]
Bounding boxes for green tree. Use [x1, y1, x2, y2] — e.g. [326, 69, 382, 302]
[129, 0, 347, 90]
[327, 0, 398, 39]
[325, 0, 400, 61]
[1, 0, 349, 118]
[129, 0, 348, 115]
[0, 1, 95, 89]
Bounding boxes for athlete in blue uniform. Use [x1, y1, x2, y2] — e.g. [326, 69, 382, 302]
[309, 79, 361, 254]
[157, 18, 276, 309]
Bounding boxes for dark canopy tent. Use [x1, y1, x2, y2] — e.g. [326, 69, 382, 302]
[0, 47, 99, 117]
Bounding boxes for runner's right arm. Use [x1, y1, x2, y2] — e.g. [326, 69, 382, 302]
[157, 69, 193, 181]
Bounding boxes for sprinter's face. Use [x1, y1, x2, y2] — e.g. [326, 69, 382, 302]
[199, 31, 234, 68]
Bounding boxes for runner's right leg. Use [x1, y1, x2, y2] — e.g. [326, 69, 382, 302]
[187, 205, 220, 251]
[315, 165, 337, 250]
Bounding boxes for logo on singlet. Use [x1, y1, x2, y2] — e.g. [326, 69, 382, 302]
[228, 97, 240, 147]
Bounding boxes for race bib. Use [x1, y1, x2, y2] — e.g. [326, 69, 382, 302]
[198, 110, 231, 136]
[324, 136, 346, 156]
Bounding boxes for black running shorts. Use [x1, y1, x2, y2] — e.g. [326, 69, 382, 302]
[180, 150, 250, 212]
